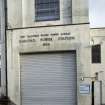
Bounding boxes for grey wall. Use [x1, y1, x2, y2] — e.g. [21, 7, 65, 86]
[90, 28, 105, 104]
[72, 0, 89, 24]
[0, 0, 6, 97]
[7, 0, 89, 29]
[7, 24, 91, 105]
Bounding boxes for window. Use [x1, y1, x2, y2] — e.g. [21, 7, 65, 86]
[35, 0, 60, 21]
[92, 45, 101, 63]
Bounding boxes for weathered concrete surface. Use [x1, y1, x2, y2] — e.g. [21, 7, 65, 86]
[0, 0, 6, 97]
[72, 0, 89, 24]
[90, 28, 105, 104]
[7, 0, 89, 28]
[7, 24, 91, 105]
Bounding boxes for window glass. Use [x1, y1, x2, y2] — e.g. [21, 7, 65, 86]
[35, 0, 60, 21]
[92, 45, 101, 63]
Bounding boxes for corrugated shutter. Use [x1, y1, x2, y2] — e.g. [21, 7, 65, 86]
[20, 52, 77, 105]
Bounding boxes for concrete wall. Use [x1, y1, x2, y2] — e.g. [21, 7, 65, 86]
[90, 28, 105, 105]
[0, 0, 6, 97]
[6, 0, 91, 105]
[6, 1, 105, 105]
[7, 0, 22, 28]
[7, 0, 89, 29]
[7, 24, 91, 105]
[72, 0, 89, 24]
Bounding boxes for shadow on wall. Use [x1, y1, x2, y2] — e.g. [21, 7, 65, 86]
[0, 96, 16, 105]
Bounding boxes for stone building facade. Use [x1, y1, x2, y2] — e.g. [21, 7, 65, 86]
[0, 0, 6, 98]
[4, 0, 105, 105]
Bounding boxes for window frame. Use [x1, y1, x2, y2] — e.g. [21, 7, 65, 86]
[35, 0, 60, 22]
[91, 44, 101, 63]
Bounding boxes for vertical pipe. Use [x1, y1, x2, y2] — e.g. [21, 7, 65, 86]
[92, 81, 94, 105]
[100, 81, 102, 105]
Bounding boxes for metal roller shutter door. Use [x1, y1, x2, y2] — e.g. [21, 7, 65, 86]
[20, 52, 77, 105]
